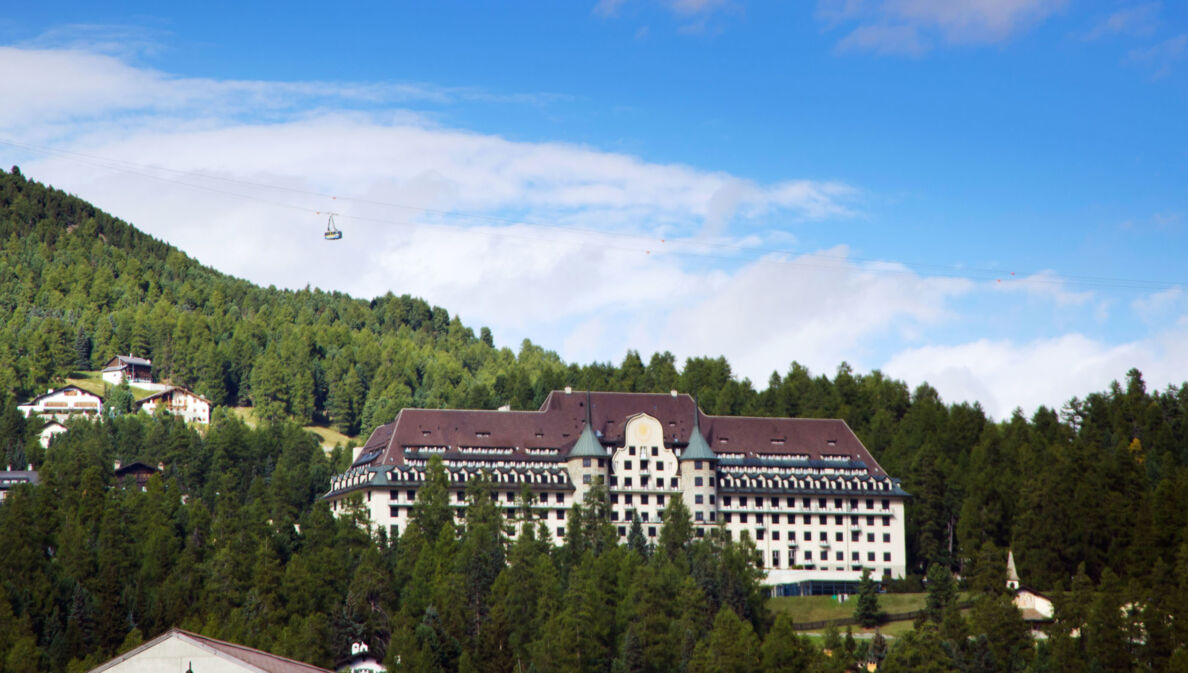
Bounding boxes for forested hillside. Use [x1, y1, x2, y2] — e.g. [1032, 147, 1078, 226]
[3, 168, 1188, 671]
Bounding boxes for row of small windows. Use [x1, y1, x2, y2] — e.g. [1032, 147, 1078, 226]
[767, 550, 895, 570]
[390, 489, 569, 505]
[794, 550, 894, 564]
[723, 513, 891, 526]
[721, 496, 892, 510]
[750, 529, 893, 544]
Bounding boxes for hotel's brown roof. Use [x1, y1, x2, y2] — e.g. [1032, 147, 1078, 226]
[357, 390, 886, 476]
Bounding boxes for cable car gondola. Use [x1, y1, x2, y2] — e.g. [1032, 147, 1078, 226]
[324, 213, 342, 240]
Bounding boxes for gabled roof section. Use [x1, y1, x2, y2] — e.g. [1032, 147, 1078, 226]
[103, 354, 151, 371]
[88, 627, 332, 673]
[20, 385, 104, 405]
[135, 385, 211, 405]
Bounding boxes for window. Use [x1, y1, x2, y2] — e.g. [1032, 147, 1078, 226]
[408, 490, 416, 501]
[709, 495, 716, 505]
[625, 477, 633, 487]
[756, 529, 765, 540]
[389, 505, 399, 517]
[868, 552, 875, 562]
[457, 492, 466, 502]
[834, 498, 843, 509]
[835, 552, 843, 561]
[610, 476, 618, 486]
[641, 495, 649, 505]
[818, 498, 826, 508]
[695, 476, 703, 487]
[641, 476, 650, 487]
[852, 551, 859, 561]
[884, 552, 892, 562]
[583, 457, 591, 467]
[642, 512, 649, 522]
[805, 551, 813, 561]
[789, 514, 797, 525]
[850, 499, 859, 510]
[390, 524, 399, 538]
[695, 460, 703, 469]
[583, 474, 591, 484]
[773, 531, 780, 540]
[695, 494, 704, 504]
[630, 446, 636, 455]
[883, 533, 891, 543]
[724, 496, 732, 506]
[725, 513, 733, 523]
[867, 516, 875, 525]
[506, 492, 515, 502]
[772, 551, 780, 567]
[619, 526, 627, 536]
[787, 497, 795, 507]
[883, 518, 890, 527]
[740, 513, 748, 523]
[835, 516, 843, 525]
[611, 510, 619, 522]
[557, 527, 564, 537]
[802, 497, 811, 508]
[556, 493, 564, 503]
[819, 531, 828, 541]
[670, 477, 679, 488]
[789, 531, 796, 541]
[771, 514, 779, 524]
[625, 461, 633, 470]
[866, 499, 874, 509]
[851, 532, 859, 542]
[641, 460, 649, 471]
[625, 494, 633, 505]
[648, 526, 657, 537]
[657, 495, 665, 505]
[611, 494, 619, 504]
[657, 461, 664, 471]
[851, 515, 859, 524]
[710, 512, 717, 522]
[867, 533, 874, 542]
[652, 447, 659, 456]
[556, 510, 565, 520]
[598, 459, 605, 467]
[882, 499, 890, 510]
[709, 477, 715, 486]
[695, 511, 704, 521]
[835, 531, 843, 542]
[390, 490, 400, 500]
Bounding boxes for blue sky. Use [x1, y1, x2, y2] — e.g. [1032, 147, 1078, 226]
[1, 1, 1186, 418]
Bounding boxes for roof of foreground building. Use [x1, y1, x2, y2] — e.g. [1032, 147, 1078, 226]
[88, 627, 332, 673]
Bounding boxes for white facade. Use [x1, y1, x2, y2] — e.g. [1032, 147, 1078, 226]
[325, 391, 910, 589]
[17, 386, 103, 421]
[136, 387, 212, 424]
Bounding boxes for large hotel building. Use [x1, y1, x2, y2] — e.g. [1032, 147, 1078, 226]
[325, 389, 908, 594]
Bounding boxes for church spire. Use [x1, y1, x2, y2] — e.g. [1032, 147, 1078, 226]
[680, 397, 716, 462]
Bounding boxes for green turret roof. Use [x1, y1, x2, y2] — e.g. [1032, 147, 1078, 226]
[568, 391, 605, 459]
[680, 407, 717, 462]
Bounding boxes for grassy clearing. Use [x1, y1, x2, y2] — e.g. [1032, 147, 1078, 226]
[66, 371, 157, 400]
[769, 592, 929, 623]
[229, 406, 354, 453]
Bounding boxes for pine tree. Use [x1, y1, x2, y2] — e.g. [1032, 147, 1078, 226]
[855, 568, 885, 628]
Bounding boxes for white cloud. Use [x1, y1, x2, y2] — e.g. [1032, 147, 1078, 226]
[883, 317, 1188, 419]
[1129, 34, 1187, 77]
[1083, 3, 1160, 40]
[820, 0, 1066, 53]
[989, 269, 1093, 306]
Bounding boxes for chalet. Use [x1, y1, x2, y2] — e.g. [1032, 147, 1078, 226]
[135, 386, 212, 424]
[101, 354, 153, 386]
[39, 420, 69, 448]
[17, 385, 103, 421]
[86, 627, 332, 673]
[114, 461, 161, 490]
[0, 469, 39, 503]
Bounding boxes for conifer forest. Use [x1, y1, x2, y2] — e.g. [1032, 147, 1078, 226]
[3, 168, 1188, 672]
